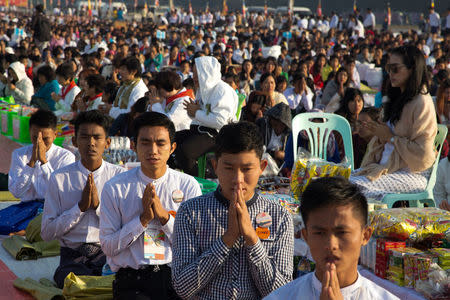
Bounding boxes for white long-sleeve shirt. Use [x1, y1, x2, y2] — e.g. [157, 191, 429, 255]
[54, 85, 81, 116]
[109, 78, 148, 119]
[8, 144, 75, 202]
[429, 12, 440, 27]
[363, 12, 376, 27]
[284, 87, 314, 111]
[151, 88, 192, 131]
[99, 166, 202, 272]
[264, 271, 399, 300]
[41, 160, 125, 248]
[433, 158, 450, 207]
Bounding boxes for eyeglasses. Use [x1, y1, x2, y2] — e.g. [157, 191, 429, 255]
[385, 63, 407, 74]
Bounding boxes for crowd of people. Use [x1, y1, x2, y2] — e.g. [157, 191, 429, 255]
[0, 3, 449, 299]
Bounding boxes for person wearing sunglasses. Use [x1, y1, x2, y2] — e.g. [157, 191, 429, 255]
[350, 45, 438, 202]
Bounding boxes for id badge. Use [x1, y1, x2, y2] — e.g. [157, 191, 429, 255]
[144, 228, 166, 261]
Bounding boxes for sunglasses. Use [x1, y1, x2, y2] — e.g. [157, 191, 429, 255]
[385, 63, 407, 74]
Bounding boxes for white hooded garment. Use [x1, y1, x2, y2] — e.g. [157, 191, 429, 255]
[5, 61, 34, 104]
[192, 56, 238, 131]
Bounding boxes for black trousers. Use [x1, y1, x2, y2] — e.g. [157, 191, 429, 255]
[113, 265, 180, 300]
[54, 244, 106, 289]
[174, 125, 216, 176]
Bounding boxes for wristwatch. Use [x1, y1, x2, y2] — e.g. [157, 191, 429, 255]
[390, 136, 395, 144]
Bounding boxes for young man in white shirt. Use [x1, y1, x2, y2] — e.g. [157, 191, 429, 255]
[1, 110, 75, 235]
[429, 7, 441, 34]
[41, 110, 125, 288]
[149, 70, 194, 131]
[100, 112, 202, 299]
[284, 73, 314, 113]
[265, 177, 399, 300]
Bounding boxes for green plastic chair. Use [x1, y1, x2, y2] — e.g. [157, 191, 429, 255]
[292, 112, 354, 169]
[236, 93, 246, 120]
[381, 124, 448, 208]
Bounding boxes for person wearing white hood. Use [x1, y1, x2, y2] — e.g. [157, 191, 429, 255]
[177, 55, 238, 176]
[5, 61, 34, 104]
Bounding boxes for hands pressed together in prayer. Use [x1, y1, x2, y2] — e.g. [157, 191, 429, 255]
[183, 99, 200, 118]
[320, 263, 344, 300]
[222, 184, 259, 248]
[28, 132, 48, 167]
[140, 183, 170, 227]
[78, 173, 100, 212]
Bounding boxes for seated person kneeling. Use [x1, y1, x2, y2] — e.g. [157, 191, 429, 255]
[2, 109, 75, 235]
[265, 177, 399, 300]
[100, 112, 202, 299]
[172, 122, 294, 299]
[41, 110, 126, 288]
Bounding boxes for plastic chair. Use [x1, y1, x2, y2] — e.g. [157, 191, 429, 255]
[197, 152, 214, 179]
[236, 93, 246, 120]
[381, 124, 448, 208]
[292, 112, 354, 169]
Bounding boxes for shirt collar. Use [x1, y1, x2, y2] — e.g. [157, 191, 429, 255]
[77, 159, 105, 177]
[138, 166, 169, 185]
[214, 187, 259, 208]
[312, 271, 362, 296]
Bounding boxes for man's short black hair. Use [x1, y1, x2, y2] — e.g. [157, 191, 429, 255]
[36, 64, 55, 82]
[215, 122, 264, 160]
[29, 109, 57, 129]
[301, 177, 368, 227]
[86, 74, 106, 93]
[119, 56, 142, 78]
[131, 112, 176, 144]
[73, 110, 111, 136]
[155, 70, 182, 92]
[55, 62, 75, 80]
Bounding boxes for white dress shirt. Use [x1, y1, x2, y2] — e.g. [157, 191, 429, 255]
[151, 88, 192, 131]
[264, 272, 400, 300]
[109, 78, 148, 119]
[99, 166, 202, 272]
[363, 12, 376, 27]
[41, 160, 125, 248]
[330, 15, 339, 28]
[8, 144, 75, 202]
[429, 12, 440, 27]
[284, 87, 314, 111]
[55, 85, 81, 116]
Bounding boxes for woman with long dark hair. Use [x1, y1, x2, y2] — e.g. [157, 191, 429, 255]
[350, 45, 438, 200]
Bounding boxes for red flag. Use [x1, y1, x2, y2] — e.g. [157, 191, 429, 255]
[189, 1, 192, 14]
[317, 0, 322, 17]
[155, 0, 159, 8]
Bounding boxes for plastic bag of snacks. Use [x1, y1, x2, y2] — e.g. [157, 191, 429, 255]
[369, 208, 450, 242]
[415, 263, 450, 300]
[290, 148, 351, 200]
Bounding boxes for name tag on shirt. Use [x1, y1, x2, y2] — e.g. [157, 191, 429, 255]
[144, 228, 167, 261]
